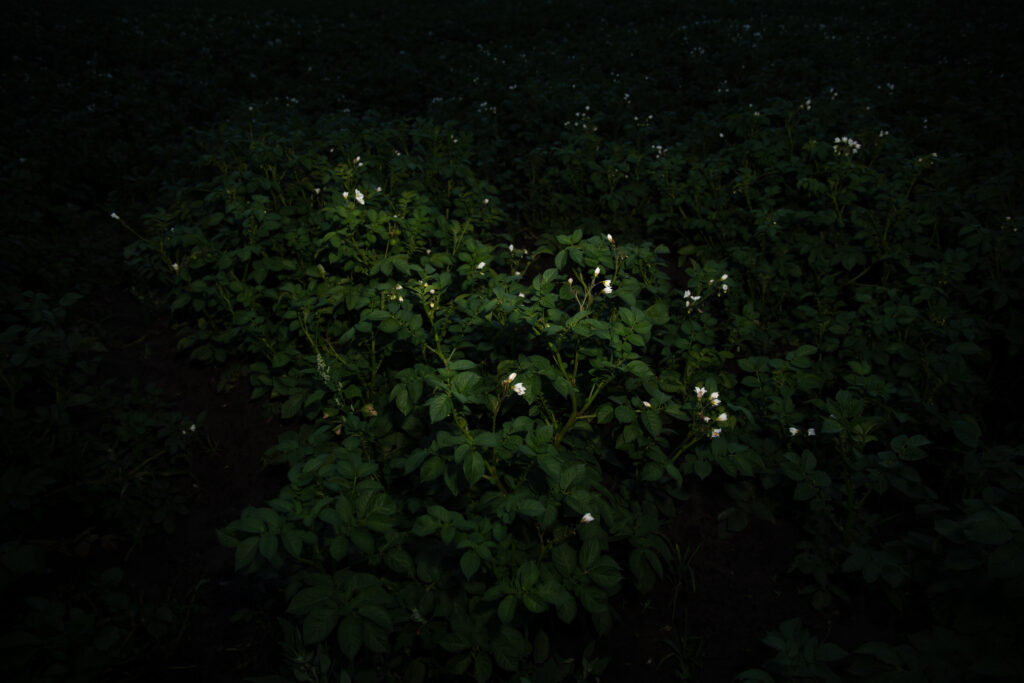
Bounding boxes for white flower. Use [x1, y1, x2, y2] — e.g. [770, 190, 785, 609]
[593, 266, 601, 277]
[376, 186, 382, 192]
[476, 261, 486, 270]
[606, 233, 614, 243]
[602, 279, 613, 294]
[694, 386, 707, 399]
[717, 412, 728, 422]
[171, 262, 179, 272]
[789, 427, 799, 436]
[642, 400, 652, 408]
[483, 198, 490, 204]
[711, 398, 721, 406]
[567, 277, 574, 285]
[722, 284, 729, 292]
[807, 428, 817, 436]
[512, 382, 527, 396]
[342, 191, 349, 199]
[110, 212, 119, 220]
[509, 243, 515, 252]
[720, 274, 729, 281]
[505, 372, 517, 383]
[580, 512, 595, 524]
[710, 391, 719, 400]
[354, 189, 365, 205]
[711, 428, 722, 438]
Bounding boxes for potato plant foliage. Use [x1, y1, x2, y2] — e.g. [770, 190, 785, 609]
[4, 0, 1024, 681]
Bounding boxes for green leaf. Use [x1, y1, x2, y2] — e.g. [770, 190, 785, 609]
[391, 384, 412, 415]
[463, 450, 485, 487]
[579, 539, 599, 570]
[587, 556, 622, 589]
[258, 533, 279, 561]
[336, 615, 362, 659]
[411, 514, 438, 537]
[522, 592, 547, 613]
[234, 537, 259, 571]
[498, 594, 516, 624]
[492, 626, 529, 671]
[472, 652, 493, 683]
[303, 606, 339, 645]
[694, 459, 712, 480]
[641, 410, 662, 437]
[518, 561, 540, 588]
[419, 455, 444, 482]
[517, 498, 546, 517]
[428, 395, 451, 423]
[452, 371, 480, 397]
[359, 605, 393, 631]
[559, 463, 585, 490]
[288, 586, 333, 613]
[460, 550, 481, 580]
[281, 394, 304, 419]
[379, 317, 402, 334]
[551, 544, 576, 577]
[626, 359, 653, 377]
[952, 418, 981, 448]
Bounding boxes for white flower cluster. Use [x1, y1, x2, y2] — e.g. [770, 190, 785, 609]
[788, 426, 817, 437]
[564, 105, 597, 132]
[694, 386, 729, 437]
[503, 372, 527, 397]
[833, 136, 862, 156]
[684, 274, 729, 310]
[633, 113, 655, 128]
[342, 188, 365, 205]
[414, 279, 439, 310]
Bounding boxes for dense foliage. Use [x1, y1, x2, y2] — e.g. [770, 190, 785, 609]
[3, 1, 1023, 681]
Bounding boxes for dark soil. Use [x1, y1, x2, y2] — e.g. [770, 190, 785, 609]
[86, 284, 291, 681]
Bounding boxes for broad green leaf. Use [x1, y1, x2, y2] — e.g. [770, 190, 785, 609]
[303, 606, 339, 645]
[463, 450, 485, 486]
[258, 533, 279, 561]
[428, 394, 451, 423]
[234, 537, 259, 571]
[460, 550, 481, 579]
[497, 594, 516, 624]
[336, 615, 362, 659]
[419, 455, 444, 482]
[579, 539, 599, 570]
